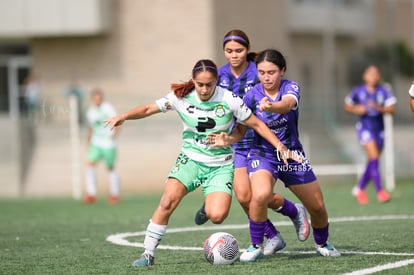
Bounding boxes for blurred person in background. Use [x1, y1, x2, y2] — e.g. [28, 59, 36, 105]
[408, 81, 414, 112]
[23, 72, 42, 121]
[344, 65, 396, 204]
[194, 30, 309, 256]
[83, 88, 121, 204]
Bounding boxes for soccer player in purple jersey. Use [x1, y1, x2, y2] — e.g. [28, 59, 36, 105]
[344, 65, 396, 204]
[195, 30, 310, 256]
[211, 49, 340, 261]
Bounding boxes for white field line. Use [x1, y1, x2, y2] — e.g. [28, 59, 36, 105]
[341, 258, 414, 275]
[106, 214, 414, 274]
[106, 214, 414, 252]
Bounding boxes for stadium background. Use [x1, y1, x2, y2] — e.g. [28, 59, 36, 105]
[0, 0, 413, 198]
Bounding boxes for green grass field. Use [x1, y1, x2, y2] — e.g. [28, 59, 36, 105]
[1, 179, 414, 275]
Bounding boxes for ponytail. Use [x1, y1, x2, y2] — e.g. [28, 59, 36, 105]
[171, 81, 194, 98]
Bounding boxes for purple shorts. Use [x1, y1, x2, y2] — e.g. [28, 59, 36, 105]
[234, 148, 249, 168]
[247, 149, 317, 187]
[356, 126, 384, 149]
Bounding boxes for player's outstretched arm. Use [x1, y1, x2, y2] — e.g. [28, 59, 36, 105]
[259, 96, 296, 114]
[104, 102, 160, 129]
[344, 102, 367, 116]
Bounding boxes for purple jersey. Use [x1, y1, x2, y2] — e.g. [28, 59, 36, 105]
[243, 79, 302, 154]
[218, 61, 259, 152]
[345, 84, 396, 133]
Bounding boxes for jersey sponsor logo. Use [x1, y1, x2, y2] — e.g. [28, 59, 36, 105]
[196, 117, 216, 132]
[224, 155, 232, 161]
[187, 105, 195, 114]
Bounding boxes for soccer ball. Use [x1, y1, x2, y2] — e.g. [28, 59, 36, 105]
[203, 232, 239, 265]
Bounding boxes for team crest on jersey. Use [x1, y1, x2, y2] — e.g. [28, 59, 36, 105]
[215, 105, 225, 117]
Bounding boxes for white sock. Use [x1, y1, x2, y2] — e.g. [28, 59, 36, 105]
[144, 219, 167, 256]
[86, 167, 97, 196]
[109, 170, 120, 196]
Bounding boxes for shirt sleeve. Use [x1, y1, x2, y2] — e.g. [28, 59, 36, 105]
[282, 82, 300, 110]
[155, 92, 177, 112]
[345, 88, 358, 105]
[228, 92, 251, 122]
[409, 82, 414, 97]
[382, 86, 397, 107]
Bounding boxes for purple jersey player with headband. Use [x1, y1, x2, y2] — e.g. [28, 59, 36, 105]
[240, 49, 340, 261]
[195, 30, 310, 257]
[344, 65, 396, 204]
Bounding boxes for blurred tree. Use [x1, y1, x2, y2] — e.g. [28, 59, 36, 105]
[348, 40, 414, 87]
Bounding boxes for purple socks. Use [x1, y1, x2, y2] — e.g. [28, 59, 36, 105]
[358, 159, 383, 191]
[276, 198, 298, 219]
[313, 223, 329, 246]
[249, 218, 279, 246]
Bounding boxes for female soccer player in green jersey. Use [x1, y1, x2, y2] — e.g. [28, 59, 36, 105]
[104, 59, 300, 267]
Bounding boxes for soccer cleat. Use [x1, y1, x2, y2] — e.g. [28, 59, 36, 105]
[263, 233, 286, 256]
[240, 245, 264, 262]
[131, 253, 154, 267]
[291, 203, 310, 241]
[353, 188, 369, 205]
[377, 189, 391, 203]
[315, 243, 341, 257]
[194, 202, 208, 225]
[108, 196, 120, 204]
[82, 195, 96, 204]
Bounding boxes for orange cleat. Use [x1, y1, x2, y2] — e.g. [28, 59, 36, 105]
[108, 196, 120, 204]
[377, 189, 391, 203]
[354, 189, 369, 205]
[82, 195, 97, 204]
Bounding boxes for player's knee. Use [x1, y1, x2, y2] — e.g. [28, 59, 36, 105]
[236, 194, 250, 210]
[158, 195, 179, 213]
[308, 200, 327, 217]
[209, 212, 228, 224]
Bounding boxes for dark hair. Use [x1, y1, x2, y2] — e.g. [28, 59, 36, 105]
[223, 29, 257, 62]
[255, 49, 287, 72]
[171, 59, 218, 98]
[223, 29, 250, 49]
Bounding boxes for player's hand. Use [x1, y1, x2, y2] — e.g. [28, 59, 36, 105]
[259, 97, 272, 112]
[353, 104, 367, 115]
[367, 100, 381, 111]
[275, 143, 304, 165]
[206, 132, 231, 148]
[104, 114, 126, 130]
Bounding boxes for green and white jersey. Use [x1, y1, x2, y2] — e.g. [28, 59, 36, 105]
[156, 86, 252, 166]
[87, 102, 117, 148]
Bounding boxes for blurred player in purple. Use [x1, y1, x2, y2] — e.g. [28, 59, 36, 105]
[344, 65, 396, 204]
[239, 49, 340, 261]
[195, 30, 309, 256]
